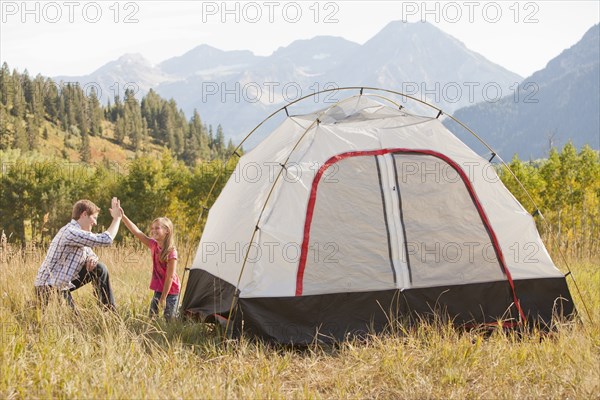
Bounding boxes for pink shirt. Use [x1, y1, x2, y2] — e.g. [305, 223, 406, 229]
[149, 239, 180, 295]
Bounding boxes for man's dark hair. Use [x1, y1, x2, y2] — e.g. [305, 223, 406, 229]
[72, 199, 100, 220]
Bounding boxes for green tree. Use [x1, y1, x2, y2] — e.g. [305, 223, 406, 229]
[10, 69, 26, 119]
[80, 131, 91, 163]
[226, 139, 236, 158]
[114, 115, 126, 144]
[182, 110, 204, 165]
[141, 89, 163, 140]
[0, 62, 13, 108]
[25, 117, 39, 150]
[30, 75, 46, 124]
[0, 105, 12, 149]
[118, 153, 175, 229]
[109, 95, 124, 123]
[88, 87, 103, 136]
[123, 88, 145, 149]
[43, 78, 59, 122]
[214, 124, 225, 153]
[13, 120, 28, 151]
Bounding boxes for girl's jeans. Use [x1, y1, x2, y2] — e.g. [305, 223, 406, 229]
[149, 291, 178, 320]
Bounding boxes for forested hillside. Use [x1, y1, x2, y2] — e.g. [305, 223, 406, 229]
[0, 63, 235, 165]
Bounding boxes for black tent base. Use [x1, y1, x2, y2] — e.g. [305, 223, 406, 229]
[182, 269, 576, 345]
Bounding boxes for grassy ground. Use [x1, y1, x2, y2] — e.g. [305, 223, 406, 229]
[1, 246, 598, 399]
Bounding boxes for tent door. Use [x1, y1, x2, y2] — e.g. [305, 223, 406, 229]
[388, 152, 505, 289]
[297, 149, 504, 296]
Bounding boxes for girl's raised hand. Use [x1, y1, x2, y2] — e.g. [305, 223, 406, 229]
[109, 197, 122, 219]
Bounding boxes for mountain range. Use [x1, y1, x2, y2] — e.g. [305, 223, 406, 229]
[56, 21, 522, 146]
[445, 24, 599, 160]
[56, 21, 599, 157]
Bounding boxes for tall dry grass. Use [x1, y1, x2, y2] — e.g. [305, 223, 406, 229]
[1, 245, 598, 399]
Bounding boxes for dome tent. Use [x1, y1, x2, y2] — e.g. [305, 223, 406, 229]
[181, 89, 575, 344]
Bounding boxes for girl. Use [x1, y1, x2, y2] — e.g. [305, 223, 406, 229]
[120, 209, 180, 320]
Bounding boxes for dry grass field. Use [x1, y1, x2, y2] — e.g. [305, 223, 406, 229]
[1, 245, 598, 399]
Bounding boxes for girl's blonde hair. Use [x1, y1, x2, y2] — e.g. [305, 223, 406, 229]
[152, 217, 176, 262]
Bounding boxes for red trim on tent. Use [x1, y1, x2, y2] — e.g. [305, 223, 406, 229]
[295, 148, 526, 322]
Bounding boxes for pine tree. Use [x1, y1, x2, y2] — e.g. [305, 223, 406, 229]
[226, 139, 236, 157]
[0, 105, 12, 149]
[124, 88, 145, 150]
[30, 75, 46, 124]
[199, 123, 211, 160]
[43, 78, 59, 122]
[80, 131, 91, 163]
[62, 82, 79, 130]
[74, 86, 90, 136]
[208, 124, 214, 149]
[161, 99, 185, 155]
[26, 117, 39, 150]
[141, 89, 162, 139]
[57, 88, 67, 129]
[88, 87, 103, 136]
[0, 62, 13, 108]
[114, 115, 126, 144]
[106, 99, 112, 120]
[215, 124, 225, 158]
[182, 110, 202, 165]
[110, 95, 123, 123]
[10, 69, 26, 118]
[13, 120, 28, 150]
[21, 69, 34, 114]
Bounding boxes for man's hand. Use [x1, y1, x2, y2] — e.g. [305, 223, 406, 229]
[158, 295, 167, 310]
[109, 197, 122, 219]
[86, 257, 98, 272]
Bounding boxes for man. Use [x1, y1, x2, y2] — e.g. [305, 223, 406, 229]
[34, 197, 122, 310]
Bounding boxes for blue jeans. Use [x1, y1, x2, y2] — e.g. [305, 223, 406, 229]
[149, 291, 178, 320]
[36, 262, 116, 312]
[70, 262, 116, 310]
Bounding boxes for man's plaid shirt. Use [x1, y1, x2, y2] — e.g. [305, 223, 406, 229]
[34, 220, 113, 290]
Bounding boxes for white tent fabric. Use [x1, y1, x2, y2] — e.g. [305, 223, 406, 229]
[190, 95, 563, 299]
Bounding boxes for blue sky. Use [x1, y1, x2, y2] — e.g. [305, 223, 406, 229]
[1, 1, 598, 77]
